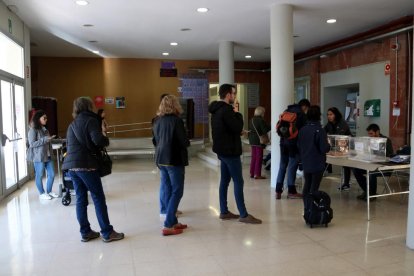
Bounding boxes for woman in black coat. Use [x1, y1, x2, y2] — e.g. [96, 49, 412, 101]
[324, 107, 352, 190]
[63, 97, 124, 243]
[248, 106, 270, 179]
[153, 95, 190, 236]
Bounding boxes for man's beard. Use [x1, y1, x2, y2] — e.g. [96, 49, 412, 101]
[229, 99, 234, 105]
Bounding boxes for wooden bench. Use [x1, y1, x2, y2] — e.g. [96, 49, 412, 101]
[107, 137, 155, 158]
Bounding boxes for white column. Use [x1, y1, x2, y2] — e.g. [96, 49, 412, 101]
[270, 4, 294, 188]
[407, 32, 414, 250]
[219, 41, 234, 85]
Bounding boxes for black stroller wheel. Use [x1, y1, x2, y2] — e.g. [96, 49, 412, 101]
[62, 196, 71, 206]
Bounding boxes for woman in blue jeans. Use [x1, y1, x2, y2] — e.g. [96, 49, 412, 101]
[153, 95, 190, 236]
[62, 97, 124, 243]
[27, 110, 57, 200]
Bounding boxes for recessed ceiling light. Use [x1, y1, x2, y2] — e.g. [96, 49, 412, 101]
[83, 24, 94, 27]
[197, 7, 209, 13]
[245, 55, 252, 59]
[326, 19, 337, 24]
[162, 52, 169, 56]
[170, 42, 178, 46]
[92, 50, 99, 54]
[75, 1, 89, 6]
[180, 28, 191, 32]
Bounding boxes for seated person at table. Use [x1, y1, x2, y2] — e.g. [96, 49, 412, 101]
[353, 124, 394, 201]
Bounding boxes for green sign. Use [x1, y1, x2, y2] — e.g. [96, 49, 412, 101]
[364, 99, 381, 117]
[8, 19, 12, 34]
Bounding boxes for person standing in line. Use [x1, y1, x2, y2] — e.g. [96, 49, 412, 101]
[324, 107, 352, 190]
[63, 97, 124, 243]
[153, 95, 190, 236]
[248, 106, 270, 179]
[152, 93, 183, 218]
[97, 109, 109, 135]
[209, 83, 262, 224]
[275, 99, 309, 200]
[27, 110, 58, 200]
[297, 106, 330, 211]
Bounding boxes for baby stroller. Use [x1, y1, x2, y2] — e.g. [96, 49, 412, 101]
[60, 148, 74, 206]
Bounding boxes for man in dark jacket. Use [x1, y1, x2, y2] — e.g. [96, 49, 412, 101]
[208, 84, 261, 224]
[275, 102, 307, 200]
[353, 124, 394, 201]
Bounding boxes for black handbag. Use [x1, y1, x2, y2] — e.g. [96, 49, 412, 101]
[95, 148, 112, 177]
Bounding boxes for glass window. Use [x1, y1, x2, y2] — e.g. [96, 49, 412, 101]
[0, 32, 24, 78]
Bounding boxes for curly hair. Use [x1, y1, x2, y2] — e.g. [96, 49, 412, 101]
[157, 95, 183, 116]
[30, 110, 47, 129]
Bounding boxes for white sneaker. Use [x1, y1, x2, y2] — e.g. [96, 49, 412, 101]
[49, 192, 59, 198]
[39, 193, 52, 200]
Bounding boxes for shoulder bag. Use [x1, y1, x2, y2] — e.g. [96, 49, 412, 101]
[252, 119, 270, 145]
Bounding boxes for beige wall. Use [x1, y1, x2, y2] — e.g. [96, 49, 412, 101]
[31, 57, 271, 138]
[31, 57, 212, 137]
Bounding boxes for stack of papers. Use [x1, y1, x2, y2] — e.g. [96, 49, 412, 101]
[389, 155, 410, 163]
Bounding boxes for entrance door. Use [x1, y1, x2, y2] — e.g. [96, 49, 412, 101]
[1, 78, 28, 196]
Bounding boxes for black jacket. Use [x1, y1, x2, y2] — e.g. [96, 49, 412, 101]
[248, 116, 270, 146]
[324, 119, 352, 136]
[208, 101, 243, 156]
[62, 111, 109, 170]
[153, 114, 189, 166]
[297, 121, 331, 173]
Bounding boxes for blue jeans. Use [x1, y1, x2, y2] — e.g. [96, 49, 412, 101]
[276, 145, 298, 193]
[218, 155, 248, 218]
[159, 176, 171, 215]
[159, 166, 185, 228]
[34, 158, 55, 194]
[69, 170, 113, 239]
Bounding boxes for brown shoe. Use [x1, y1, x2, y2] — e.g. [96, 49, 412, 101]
[102, 230, 125, 243]
[276, 192, 282, 200]
[287, 193, 303, 199]
[254, 176, 266, 179]
[219, 211, 240, 220]
[162, 227, 183, 236]
[81, 230, 100, 242]
[239, 214, 262, 224]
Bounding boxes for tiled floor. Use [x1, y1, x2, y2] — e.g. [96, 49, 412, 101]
[0, 158, 413, 276]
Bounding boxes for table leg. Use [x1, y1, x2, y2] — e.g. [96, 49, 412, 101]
[367, 169, 370, 221]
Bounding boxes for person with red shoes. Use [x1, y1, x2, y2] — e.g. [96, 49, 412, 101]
[153, 95, 190, 235]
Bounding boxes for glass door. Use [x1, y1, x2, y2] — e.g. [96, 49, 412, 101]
[1, 78, 27, 195]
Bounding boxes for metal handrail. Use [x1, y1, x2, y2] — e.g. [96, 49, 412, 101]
[107, 121, 152, 137]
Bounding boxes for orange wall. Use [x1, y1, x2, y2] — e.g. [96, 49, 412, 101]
[31, 57, 271, 137]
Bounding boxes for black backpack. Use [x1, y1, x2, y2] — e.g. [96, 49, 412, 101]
[303, 190, 333, 228]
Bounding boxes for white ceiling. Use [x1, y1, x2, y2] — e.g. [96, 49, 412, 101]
[3, 0, 413, 61]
